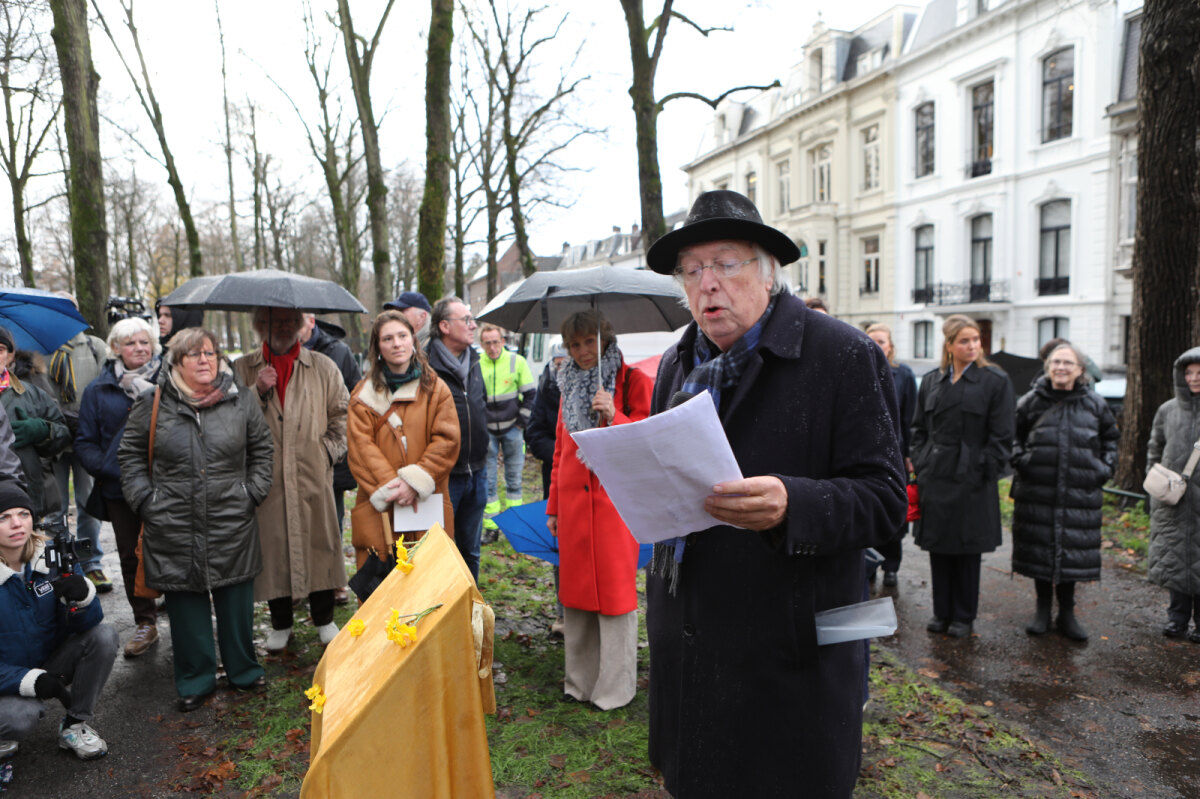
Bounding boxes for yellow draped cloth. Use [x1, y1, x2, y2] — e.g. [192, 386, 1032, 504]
[301, 525, 497, 798]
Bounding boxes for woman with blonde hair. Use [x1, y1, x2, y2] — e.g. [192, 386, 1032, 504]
[346, 311, 459, 593]
[910, 315, 1014, 638]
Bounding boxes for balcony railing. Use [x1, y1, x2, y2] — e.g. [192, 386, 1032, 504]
[912, 280, 1010, 306]
[970, 159, 992, 178]
[1036, 276, 1069, 296]
[859, 282, 879, 296]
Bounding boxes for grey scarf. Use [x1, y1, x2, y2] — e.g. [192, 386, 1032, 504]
[114, 357, 160, 400]
[430, 338, 469, 386]
[557, 343, 624, 435]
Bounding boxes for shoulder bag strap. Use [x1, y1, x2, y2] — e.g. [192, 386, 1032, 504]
[621, 365, 632, 417]
[148, 387, 162, 470]
[1182, 436, 1200, 479]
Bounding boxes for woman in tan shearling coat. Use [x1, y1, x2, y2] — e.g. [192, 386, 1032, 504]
[348, 311, 459, 570]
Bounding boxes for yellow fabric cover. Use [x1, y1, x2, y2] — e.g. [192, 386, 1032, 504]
[301, 525, 496, 798]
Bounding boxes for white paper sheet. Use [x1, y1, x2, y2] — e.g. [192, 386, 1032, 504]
[570, 392, 742, 544]
[392, 493, 445, 534]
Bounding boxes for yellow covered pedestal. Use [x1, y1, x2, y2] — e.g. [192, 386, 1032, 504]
[301, 525, 496, 799]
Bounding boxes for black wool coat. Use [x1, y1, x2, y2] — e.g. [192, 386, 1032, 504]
[911, 363, 1015, 555]
[1010, 376, 1118, 583]
[646, 293, 906, 799]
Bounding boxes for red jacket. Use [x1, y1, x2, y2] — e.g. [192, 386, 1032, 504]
[546, 363, 651, 615]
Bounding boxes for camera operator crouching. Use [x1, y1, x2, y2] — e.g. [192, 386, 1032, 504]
[0, 481, 117, 767]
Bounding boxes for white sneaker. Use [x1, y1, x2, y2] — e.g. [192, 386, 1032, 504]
[0, 740, 16, 759]
[317, 622, 339, 646]
[58, 721, 107, 760]
[264, 627, 292, 653]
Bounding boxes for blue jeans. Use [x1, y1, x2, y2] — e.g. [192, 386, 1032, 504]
[449, 469, 487, 581]
[53, 454, 103, 572]
[486, 426, 525, 504]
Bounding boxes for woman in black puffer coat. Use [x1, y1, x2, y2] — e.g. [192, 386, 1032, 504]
[1011, 343, 1118, 640]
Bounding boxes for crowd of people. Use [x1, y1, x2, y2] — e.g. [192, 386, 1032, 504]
[0, 189, 1197, 797]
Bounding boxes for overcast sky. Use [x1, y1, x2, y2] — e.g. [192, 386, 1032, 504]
[7, 0, 908, 276]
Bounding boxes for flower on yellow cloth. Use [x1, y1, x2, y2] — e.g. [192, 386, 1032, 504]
[394, 540, 414, 574]
[346, 619, 366, 638]
[383, 605, 441, 648]
[305, 683, 327, 713]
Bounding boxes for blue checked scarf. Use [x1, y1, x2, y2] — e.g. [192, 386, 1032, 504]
[649, 297, 778, 594]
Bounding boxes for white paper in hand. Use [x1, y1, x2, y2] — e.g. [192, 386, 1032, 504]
[570, 392, 742, 544]
[393, 493, 445, 535]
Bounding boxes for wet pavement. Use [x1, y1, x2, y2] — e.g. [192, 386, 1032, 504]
[876, 533, 1200, 799]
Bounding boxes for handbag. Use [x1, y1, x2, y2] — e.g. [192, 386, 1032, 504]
[1143, 437, 1200, 506]
[133, 388, 162, 600]
[905, 479, 921, 522]
[347, 512, 396, 603]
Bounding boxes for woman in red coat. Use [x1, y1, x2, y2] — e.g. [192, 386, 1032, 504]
[546, 311, 651, 710]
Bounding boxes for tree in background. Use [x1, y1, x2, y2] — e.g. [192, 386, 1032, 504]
[618, 0, 778, 249]
[1113, 0, 1200, 490]
[48, 0, 108, 334]
[417, 0, 453, 303]
[388, 163, 423, 297]
[0, 1, 62, 287]
[91, 0, 203, 278]
[336, 0, 394, 313]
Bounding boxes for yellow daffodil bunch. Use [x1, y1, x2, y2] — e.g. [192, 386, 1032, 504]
[394, 539, 415, 574]
[346, 619, 366, 638]
[305, 683, 327, 714]
[383, 604, 444, 648]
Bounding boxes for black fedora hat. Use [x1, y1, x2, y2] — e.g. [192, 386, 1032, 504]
[646, 190, 800, 275]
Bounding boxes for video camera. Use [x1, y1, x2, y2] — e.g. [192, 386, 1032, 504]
[106, 296, 154, 327]
[38, 516, 93, 579]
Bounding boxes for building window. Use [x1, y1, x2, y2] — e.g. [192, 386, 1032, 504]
[1119, 137, 1137, 243]
[971, 81, 994, 177]
[914, 102, 935, 178]
[810, 49, 824, 94]
[794, 240, 809, 293]
[746, 171, 758, 206]
[776, 161, 791, 215]
[1042, 47, 1074, 142]
[1038, 200, 1070, 295]
[1037, 317, 1070, 349]
[812, 145, 832, 203]
[862, 125, 880, 191]
[860, 236, 880, 295]
[914, 321, 933, 359]
[970, 214, 993, 301]
[818, 240, 827, 294]
[913, 225, 934, 303]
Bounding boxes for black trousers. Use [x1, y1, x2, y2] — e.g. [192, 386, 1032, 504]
[928, 552, 981, 623]
[1167, 590, 1200, 626]
[267, 590, 335, 629]
[1034, 579, 1077, 608]
[106, 497, 159, 627]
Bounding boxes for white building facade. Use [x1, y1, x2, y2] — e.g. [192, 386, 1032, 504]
[892, 0, 1141, 375]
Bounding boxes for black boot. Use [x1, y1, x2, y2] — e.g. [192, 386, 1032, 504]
[1026, 580, 1052, 635]
[1055, 582, 1087, 641]
[1056, 608, 1088, 640]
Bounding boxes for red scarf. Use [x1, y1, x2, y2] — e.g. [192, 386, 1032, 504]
[263, 341, 300, 409]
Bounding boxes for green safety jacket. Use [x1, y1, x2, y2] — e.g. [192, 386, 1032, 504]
[479, 348, 536, 434]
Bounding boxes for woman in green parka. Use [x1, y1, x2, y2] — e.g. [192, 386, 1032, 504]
[119, 328, 274, 712]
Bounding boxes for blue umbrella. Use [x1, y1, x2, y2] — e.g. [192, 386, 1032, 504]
[0, 287, 90, 353]
[492, 500, 653, 568]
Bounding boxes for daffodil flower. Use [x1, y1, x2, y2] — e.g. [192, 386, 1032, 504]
[309, 692, 327, 714]
[346, 619, 366, 638]
[304, 684, 322, 700]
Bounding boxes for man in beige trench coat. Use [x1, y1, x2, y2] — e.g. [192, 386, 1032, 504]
[234, 307, 349, 651]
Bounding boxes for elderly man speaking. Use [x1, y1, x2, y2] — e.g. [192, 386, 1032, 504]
[644, 191, 906, 798]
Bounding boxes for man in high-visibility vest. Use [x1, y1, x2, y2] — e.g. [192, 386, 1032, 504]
[478, 324, 536, 531]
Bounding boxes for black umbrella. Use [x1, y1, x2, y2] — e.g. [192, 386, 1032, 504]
[989, 350, 1042, 391]
[161, 269, 367, 314]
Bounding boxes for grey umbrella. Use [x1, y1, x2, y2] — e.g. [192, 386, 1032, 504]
[475, 265, 690, 335]
[161, 269, 367, 314]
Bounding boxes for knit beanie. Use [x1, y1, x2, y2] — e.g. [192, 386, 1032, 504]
[0, 480, 33, 515]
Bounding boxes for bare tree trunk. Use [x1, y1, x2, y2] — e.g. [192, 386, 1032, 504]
[215, 0, 248, 350]
[620, 0, 668, 249]
[336, 0, 394, 312]
[91, 0, 202, 277]
[1113, 0, 1200, 490]
[49, 0, 108, 334]
[418, 0, 453, 302]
